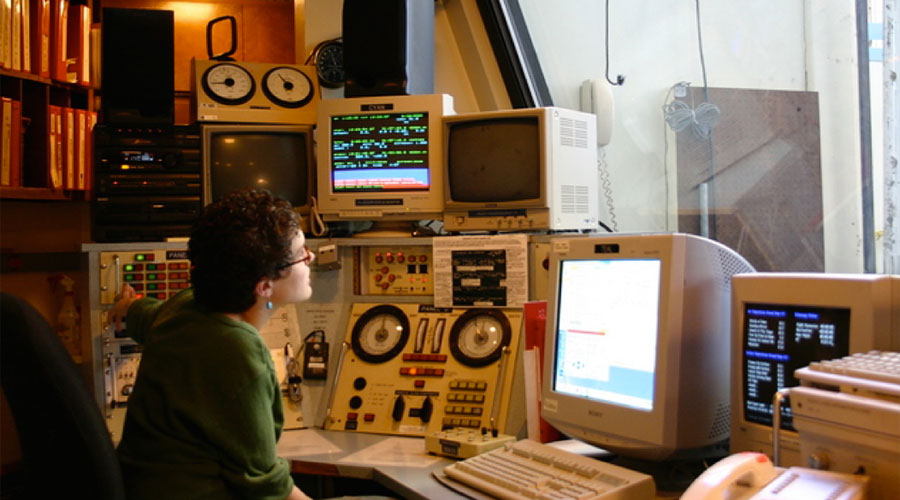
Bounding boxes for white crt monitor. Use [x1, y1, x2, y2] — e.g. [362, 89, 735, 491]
[541, 233, 755, 461]
[730, 273, 900, 465]
[315, 94, 454, 221]
[442, 107, 600, 232]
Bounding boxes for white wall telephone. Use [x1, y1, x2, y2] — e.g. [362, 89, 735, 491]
[681, 452, 868, 500]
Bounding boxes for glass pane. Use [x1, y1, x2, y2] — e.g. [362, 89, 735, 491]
[517, 0, 886, 273]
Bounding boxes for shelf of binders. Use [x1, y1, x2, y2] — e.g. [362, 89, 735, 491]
[1, 0, 95, 200]
[1, 69, 95, 201]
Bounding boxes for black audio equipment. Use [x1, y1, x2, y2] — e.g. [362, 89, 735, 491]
[92, 125, 202, 242]
[342, 0, 434, 97]
[101, 8, 175, 124]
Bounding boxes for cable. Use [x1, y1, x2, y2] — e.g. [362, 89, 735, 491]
[604, 0, 625, 86]
[597, 148, 618, 231]
[308, 196, 328, 237]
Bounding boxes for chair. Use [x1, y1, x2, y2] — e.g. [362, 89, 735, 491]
[1, 292, 125, 499]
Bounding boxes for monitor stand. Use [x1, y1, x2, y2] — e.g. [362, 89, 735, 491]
[351, 221, 420, 238]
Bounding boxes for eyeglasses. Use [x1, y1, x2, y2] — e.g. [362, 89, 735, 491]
[277, 245, 314, 270]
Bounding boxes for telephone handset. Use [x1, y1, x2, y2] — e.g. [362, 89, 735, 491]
[682, 452, 869, 500]
[681, 452, 778, 500]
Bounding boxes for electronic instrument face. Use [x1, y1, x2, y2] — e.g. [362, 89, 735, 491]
[201, 63, 256, 105]
[191, 59, 319, 125]
[262, 66, 314, 108]
[325, 303, 523, 438]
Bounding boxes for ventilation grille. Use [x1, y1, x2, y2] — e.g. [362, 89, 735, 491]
[559, 116, 590, 149]
[715, 246, 756, 292]
[708, 402, 731, 440]
[561, 185, 591, 214]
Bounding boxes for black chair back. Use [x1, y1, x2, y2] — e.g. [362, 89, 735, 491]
[1, 292, 125, 499]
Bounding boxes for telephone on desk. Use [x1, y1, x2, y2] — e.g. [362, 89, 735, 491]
[681, 452, 868, 500]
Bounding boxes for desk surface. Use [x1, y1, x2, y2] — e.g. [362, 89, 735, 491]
[280, 429, 687, 499]
[280, 428, 466, 500]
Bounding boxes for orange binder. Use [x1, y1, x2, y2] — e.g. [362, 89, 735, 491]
[75, 108, 86, 189]
[62, 106, 74, 189]
[10, 99, 23, 187]
[48, 104, 62, 190]
[29, 0, 50, 77]
[1, 98, 12, 186]
[49, 0, 67, 82]
[65, 3, 88, 85]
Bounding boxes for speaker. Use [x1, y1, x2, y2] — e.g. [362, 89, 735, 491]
[342, 0, 434, 97]
[101, 8, 174, 124]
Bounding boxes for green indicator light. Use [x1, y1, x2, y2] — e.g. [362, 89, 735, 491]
[125, 275, 134, 281]
[124, 264, 134, 271]
[148, 283, 157, 290]
[147, 274, 156, 280]
[147, 264, 156, 271]
[135, 254, 145, 261]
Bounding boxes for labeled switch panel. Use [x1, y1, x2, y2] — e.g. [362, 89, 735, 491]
[359, 245, 434, 296]
[324, 303, 523, 438]
[99, 250, 191, 305]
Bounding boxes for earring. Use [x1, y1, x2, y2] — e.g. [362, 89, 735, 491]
[266, 301, 273, 310]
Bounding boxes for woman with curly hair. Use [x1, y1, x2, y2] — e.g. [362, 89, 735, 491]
[111, 189, 315, 500]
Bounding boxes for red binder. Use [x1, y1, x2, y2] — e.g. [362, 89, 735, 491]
[29, 0, 50, 77]
[49, 0, 67, 82]
[65, 3, 88, 85]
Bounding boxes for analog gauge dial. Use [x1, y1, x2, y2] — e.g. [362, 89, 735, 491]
[201, 63, 255, 105]
[314, 39, 345, 88]
[351, 305, 410, 363]
[449, 309, 512, 367]
[262, 66, 314, 108]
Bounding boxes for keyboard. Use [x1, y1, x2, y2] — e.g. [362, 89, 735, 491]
[442, 439, 655, 500]
[796, 351, 900, 402]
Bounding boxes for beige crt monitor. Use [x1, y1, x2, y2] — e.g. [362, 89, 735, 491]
[729, 273, 900, 466]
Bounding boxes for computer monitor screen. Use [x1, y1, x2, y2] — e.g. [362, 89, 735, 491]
[447, 117, 540, 202]
[730, 272, 899, 466]
[542, 233, 755, 461]
[442, 107, 599, 232]
[202, 124, 315, 216]
[316, 94, 453, 224]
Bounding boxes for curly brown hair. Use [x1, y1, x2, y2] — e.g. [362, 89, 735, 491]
[189, 189, 301, 312]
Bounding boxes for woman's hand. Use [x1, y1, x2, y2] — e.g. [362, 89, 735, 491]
[109, 283, 138, 333]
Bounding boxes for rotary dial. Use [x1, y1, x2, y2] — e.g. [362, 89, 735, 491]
[314, 39, 345, 88]
[201, 63, 255, 105]
[262, 66, 314, 108]
[449, 309, 511, 367]
[351, 305, 410, 363]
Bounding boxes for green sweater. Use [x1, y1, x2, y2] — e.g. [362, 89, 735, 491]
[116, 289, 293, 500]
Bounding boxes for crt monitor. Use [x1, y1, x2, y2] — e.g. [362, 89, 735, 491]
[201, 123, 315, 219]
[730, 272, 899, 466]
[442, 107, 600, 232]
[541, 233, 755, 461]
[315, 94, 454, 226]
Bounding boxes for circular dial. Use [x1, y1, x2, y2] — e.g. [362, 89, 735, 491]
[201, 63, 255, 105]
[449, 309, 512, 367]
[351, 305, 410, 363]
[262, 66, 314, 108]
[314, 39, 345, 88]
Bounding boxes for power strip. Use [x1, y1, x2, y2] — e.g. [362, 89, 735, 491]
[425, 427, 516, 459]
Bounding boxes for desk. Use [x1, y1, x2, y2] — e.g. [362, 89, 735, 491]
[280, 428, 466, 500]
[279, 429, 686, 499]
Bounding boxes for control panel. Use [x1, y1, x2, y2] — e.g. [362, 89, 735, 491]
[99, 250, 192, 306]
[324, 303, 523, 438]
[357, 245, 434, 296]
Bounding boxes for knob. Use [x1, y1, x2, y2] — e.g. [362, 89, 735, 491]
[392, 395, 405, 422]
[419, 396, 433, 423]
